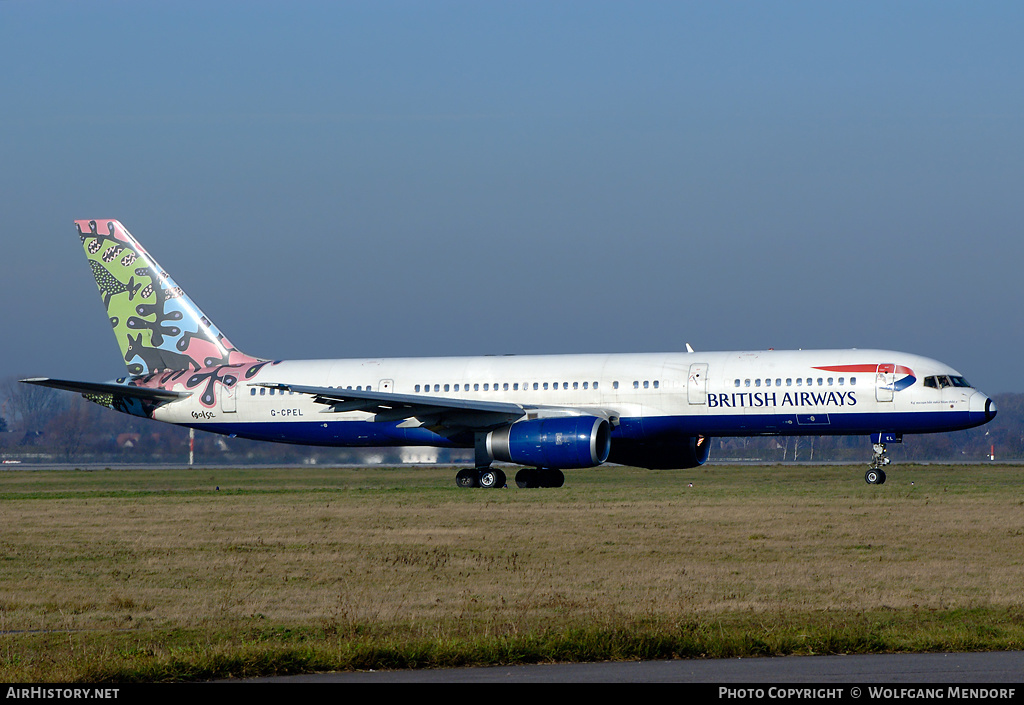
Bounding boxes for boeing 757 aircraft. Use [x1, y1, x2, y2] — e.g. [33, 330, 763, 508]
[23, 220, 997, 488]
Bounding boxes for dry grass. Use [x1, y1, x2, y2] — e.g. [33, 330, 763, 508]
[1, 463, 1023, 679]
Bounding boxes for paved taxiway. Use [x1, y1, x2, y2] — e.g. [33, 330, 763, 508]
[256, 651, 1024, 683]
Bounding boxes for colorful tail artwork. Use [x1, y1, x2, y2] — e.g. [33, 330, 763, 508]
[77, 219, 261, 376]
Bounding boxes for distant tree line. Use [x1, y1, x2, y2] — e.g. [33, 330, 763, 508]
[1, 376, 1019, 465]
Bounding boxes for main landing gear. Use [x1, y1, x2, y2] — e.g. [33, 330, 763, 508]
[455, 467, 506, 489]
[453, 466, 565, 489]
[455, 433, 567, 489]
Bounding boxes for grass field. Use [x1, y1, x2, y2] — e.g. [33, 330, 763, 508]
[2, 462, 1023, 681]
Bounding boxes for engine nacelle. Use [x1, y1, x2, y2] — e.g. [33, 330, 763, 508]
[607, 434, 710, 469]
[487, 416, 612, 469]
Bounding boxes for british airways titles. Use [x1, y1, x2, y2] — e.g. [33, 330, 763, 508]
[707, 390, 857, 409]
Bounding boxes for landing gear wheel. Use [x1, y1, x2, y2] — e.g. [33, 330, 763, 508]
[865, 468, 887, 485]
[478, 468, 506, 489]
[455, 468, 479, 488]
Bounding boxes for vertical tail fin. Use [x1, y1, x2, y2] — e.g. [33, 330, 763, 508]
[77, 219, 261, 376]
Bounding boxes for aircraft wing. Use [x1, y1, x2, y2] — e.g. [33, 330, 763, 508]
[20, 377, 190, 403]
[256, 382, 529, 437]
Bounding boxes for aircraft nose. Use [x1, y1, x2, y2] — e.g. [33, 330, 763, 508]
[969, 392, 997, 425]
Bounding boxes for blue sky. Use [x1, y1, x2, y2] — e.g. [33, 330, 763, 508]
[2, 1, 1022, 393]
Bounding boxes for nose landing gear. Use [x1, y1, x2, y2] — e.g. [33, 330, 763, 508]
[866, 434, 896, 484]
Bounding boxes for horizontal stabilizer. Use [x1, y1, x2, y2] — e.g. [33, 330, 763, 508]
[20, 377, 190, 402]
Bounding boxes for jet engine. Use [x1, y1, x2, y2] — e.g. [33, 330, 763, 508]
[487, 416, 612, 469]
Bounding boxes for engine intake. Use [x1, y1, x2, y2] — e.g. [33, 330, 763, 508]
[487, 416, 611, 469]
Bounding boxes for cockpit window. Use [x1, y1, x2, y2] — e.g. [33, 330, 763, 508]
[923, 375, 972, 389]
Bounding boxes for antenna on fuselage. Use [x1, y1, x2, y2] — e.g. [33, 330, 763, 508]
[685, 343, 694, 353]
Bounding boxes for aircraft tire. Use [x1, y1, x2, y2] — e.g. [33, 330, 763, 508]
[478, 468, 506, 489]
[456, 468, 480, 488]
[864, 469, 887, 485]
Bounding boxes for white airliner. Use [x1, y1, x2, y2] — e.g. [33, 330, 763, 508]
[24, 220, 997, 488]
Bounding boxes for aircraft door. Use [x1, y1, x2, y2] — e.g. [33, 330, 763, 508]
[875, 364, 895, 403]
[221, 382, 237, 413]
[378, 379, 394, 393]
[687, 363, 709, 405]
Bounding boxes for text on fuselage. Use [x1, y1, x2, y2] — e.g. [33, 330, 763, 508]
[708, 391, 857, 409]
